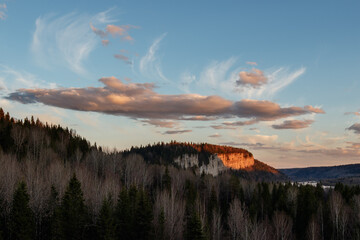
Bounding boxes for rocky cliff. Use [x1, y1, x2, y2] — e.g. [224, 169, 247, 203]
[174, 152, 255, 176]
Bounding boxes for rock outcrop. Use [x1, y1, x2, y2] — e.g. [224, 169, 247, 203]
[174, 152, 255, 176]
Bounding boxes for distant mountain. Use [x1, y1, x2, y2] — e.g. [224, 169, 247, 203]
[280, 164, 360, 185]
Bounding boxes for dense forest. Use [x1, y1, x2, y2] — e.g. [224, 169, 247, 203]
[1, 108, 360, 240]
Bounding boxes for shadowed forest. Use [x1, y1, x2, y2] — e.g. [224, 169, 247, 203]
[1, 108, 360, 240]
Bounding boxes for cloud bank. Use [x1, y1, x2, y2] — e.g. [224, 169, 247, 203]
[7, 77, 325, 124]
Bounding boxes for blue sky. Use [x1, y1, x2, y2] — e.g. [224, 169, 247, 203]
[1, 0, 360, 168]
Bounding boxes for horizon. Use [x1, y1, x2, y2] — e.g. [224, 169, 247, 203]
[1, 1, 359, 168]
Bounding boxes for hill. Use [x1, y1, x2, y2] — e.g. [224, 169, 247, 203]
[280, 164, 360, 184]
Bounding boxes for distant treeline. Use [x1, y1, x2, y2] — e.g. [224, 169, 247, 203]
[0, 109, 360, 240]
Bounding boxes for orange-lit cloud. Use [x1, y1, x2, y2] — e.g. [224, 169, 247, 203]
[102, 40, 109, 46]
[236, 68, 267, 87]
[272, 119, 314, 129]
[7, 77, 324, 122]
[90, 23, 107, 38]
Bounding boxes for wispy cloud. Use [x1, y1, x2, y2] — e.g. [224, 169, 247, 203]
[114, 53, 132, 64]
[246, 61, 257, 66]
[183, 58, 305, 100]
[0, 65, 55, 94]
[163, 130, 192, 135]
[345, 111, 360, 116]
[141, 119, 178, 128]
[139, 33, 169, 82]
[102, 39, 109, 46]
[6, 77, 325, 124]
[0, 3, 6, 20]
[209, 133, 221, 138]
[237, 67, 306, 99]
[31, 9, 114, 75]
[272, 119, 314, 129]
[347, 123, 360, 134]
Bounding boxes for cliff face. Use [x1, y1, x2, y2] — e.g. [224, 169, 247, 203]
[217, 153, 255, 169]
[174, 152, 255, 176]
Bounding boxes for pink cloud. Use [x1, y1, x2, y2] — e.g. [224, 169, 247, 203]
[236, 68, 267, 87]
[246, 61, 257, 66]
[272, 119, 314, 129]
[7, 77, 325, 122]
[102, 40, 109, 46]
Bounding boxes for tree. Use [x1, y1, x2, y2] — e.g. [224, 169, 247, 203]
[273, 211, 293, 240]
[97, 196, 115, 240]
[9, 181, 35, 240]
[59, 174, 88, 240]
[134, 189, 153, 239]
[185, 211, 206, 240]
[228, 198, 249, 240]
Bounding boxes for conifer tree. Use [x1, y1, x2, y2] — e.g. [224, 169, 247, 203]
[9, 181, 35, 240]
[59, 174, 88, 240]
[97, 196, 115, 240]
[135, 189, 153, 240]
[115, 188, 132, 240]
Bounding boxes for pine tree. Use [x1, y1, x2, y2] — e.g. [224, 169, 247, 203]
[115, 188, 132, 240]
[185, 211, 206, 240]
[59, 174, 88, 240]
[162, 166, 171, 192]
[134, 189, 153, 239]
[9, 181, 35, 240]
[97, 196, 115, 240]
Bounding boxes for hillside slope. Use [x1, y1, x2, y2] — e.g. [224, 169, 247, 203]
[281, 164, 360, 184]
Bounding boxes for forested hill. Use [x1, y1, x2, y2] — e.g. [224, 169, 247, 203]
[123, 141, 252, 165]
[281, 164, 360, 185]
[0, 107, 283, 180]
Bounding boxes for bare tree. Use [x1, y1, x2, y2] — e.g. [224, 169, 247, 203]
[329, 191, 343, 239]
[211, 209, 223, 240]
[228, 198, 250, 240]
[307, 214, 320, 240]
[154, 189, 185, 240]
[272, 211, 293, 240]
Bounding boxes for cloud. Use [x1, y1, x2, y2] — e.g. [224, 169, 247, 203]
[7, 77, 324, 122]
[345, 111, 360, 116]
[211, 125, 236, 130]
[347, 123, 360, 134]
[179, 116, 217, 121]
[223, 119, 258, 126]
[187, 58, 305, 99]
[106, 24, 138, 42]
[163, 130, 192, 135]
[90, 23, 107, 38]
[102, 39, 109, 46]
[139, 33, 169, 82]
[31, 11, 111, 75]
[238, 67, 306, 99]
[0, 3, 6, 20]
[0, 65, 56, 94]
[142, 119, 178, 128]
[209, 133, 221, 138]
[246, 61, 257, 66]
[114, 54, 132, 64]
[272, 119, 314, 129]
[236, 68, 267, 87]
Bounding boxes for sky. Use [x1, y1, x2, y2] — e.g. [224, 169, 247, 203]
[0, 0, 360, 168]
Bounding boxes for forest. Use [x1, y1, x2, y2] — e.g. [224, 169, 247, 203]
[0, 108, 360, 240]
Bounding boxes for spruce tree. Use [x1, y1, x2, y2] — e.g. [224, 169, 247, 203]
[97, 196, 115, 240]
[134, 189, 153, 239]
[59, 174, 88, 240]
[9, 181, 35, 240]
